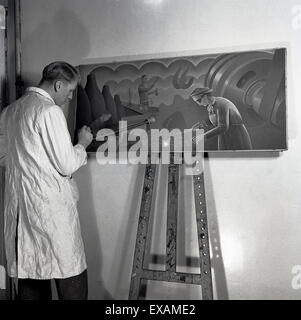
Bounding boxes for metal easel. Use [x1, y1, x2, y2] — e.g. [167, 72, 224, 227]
[129, 129, 213, 300]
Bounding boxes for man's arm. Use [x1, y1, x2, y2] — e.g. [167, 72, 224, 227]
[147, 77, 159, 93]
[39, 106, 90, 176]
[204, 106, 229, 140]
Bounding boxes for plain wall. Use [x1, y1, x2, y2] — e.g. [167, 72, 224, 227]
[20, 0, 301, 299]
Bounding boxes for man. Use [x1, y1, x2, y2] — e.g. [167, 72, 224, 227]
[190, 87, 252, 150]
[138, 75, 158, 111]
[0, 61, 93, 300]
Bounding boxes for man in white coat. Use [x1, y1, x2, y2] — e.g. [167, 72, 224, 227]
[0, 61, 93, 300]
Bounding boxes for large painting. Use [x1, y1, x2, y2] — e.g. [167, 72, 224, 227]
[74, 47, 287, 152]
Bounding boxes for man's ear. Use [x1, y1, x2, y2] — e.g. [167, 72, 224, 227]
[54, 80, 63, 92]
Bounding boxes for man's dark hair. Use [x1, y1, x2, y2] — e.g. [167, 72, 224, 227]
[40, 61, 81, 85]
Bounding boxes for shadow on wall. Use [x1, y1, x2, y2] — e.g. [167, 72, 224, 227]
[21, 8, 92, 137]
[109, 164, 145, 298]
[75, 163, 112, 300]
[204, 157, 229, 300]
[21, 9, 91, 87]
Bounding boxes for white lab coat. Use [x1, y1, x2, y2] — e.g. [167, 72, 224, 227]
[0, 87, 87, 279]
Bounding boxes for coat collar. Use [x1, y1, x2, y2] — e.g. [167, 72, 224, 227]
[26, 87, 55, 104]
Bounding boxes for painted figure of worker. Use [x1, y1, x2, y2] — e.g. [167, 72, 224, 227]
[190, 87, 252, 150]
[0, 62, 93, 300]
[138, 74, 158, 111]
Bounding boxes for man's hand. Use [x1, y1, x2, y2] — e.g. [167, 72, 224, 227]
[192, 120, 208, 130]
[78, 125, 93, 149]
[191, 122, 201, 130]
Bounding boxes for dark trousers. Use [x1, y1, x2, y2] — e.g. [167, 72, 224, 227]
[16, 269, 88, 300]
